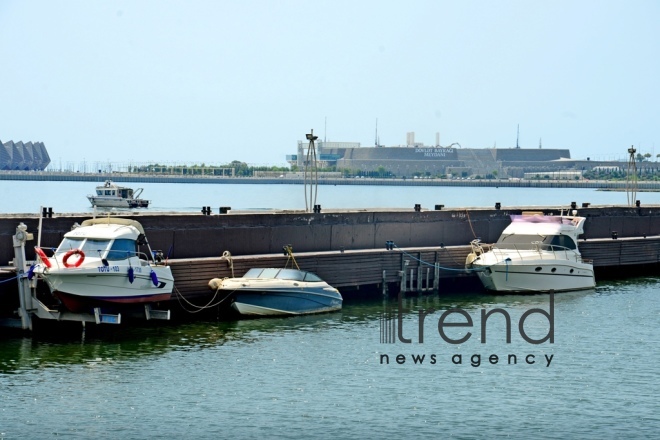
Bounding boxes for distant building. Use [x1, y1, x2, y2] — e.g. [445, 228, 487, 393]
[0, 140, 51, 170]
[287, 132, 650, 178]
[287, 132, 574, 178]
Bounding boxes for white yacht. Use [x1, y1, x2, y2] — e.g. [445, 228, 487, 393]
[466, 212, 595, 293]
[87, 180, 150, 208]
[32, 218, 173, 312]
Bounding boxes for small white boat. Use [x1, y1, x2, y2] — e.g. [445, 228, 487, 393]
[32, 218, 173, 312]
[87, 180, 149, 208]
[209, 268, 343, 316]
[466, 212, 595, 293]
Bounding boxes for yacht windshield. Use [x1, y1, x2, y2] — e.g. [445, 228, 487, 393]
[243, 268, 263, 278]
[240, 268, 324, 282]
[497, 234, 576, 250]
[303, 272, 323, 282]
[106, 239, 137, 260]
[276, 269, 305, 281]
[55, 238, 112, 258]
[55, 237, 84, 255]
[81, 239, 111, 258]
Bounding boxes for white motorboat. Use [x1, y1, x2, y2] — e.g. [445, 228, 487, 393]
[466, 212, 595, 293]
[32, 218, 173, 312]
[87, 180, 150, 208]
[209, 268, 343, 316]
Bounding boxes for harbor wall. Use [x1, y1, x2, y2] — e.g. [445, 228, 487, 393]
[1, 205, 659, 266]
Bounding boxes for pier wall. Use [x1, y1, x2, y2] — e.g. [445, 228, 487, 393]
[1, 205, 659, 266]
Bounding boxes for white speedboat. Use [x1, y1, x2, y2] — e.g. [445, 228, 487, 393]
[32, 218, 173, 312]
[209, 268, 343, 316]
[87, 180, 150, 208]
[466, 212, 595, 293]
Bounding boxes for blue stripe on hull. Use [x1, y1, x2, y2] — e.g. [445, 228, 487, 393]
[233, 290, 342, 316]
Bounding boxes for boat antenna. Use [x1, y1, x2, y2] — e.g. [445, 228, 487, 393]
[516, 124, 520, 148]
[626, 145, 638, 206]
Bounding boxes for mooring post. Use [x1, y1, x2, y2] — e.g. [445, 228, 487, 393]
[13, 223, 34, 330]
[382, 270, 387, 296]
[433, 263, 440, 292]
[425, 267, 430, 292]
[400, 260, 409, 294]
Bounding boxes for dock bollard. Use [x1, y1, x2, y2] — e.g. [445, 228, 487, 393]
[611, 231, 618, 240]
[219, 206, 231, 214]
[414, 204, 421, 212]
[201, 206, 211, 215]
[435, 205, 444, 210]
[495, 202, 501, 210]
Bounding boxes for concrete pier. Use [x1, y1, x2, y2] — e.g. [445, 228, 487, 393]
[1, 205, 659, 261]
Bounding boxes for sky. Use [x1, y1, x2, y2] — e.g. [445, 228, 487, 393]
[1, 0, 658, 168]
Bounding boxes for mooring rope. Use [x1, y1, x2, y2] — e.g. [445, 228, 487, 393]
[0, 276, 18, 284]
[283, 245, 300, 270]
[389, 242, 488, 273]
[173, 285, 234, 313]
[465, 209, 478, 239]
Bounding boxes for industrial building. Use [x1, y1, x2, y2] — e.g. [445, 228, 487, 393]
[287, 132, 628, 178]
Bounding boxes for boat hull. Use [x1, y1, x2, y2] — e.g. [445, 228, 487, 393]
[230, 289, 343, 316]
[41, 267, 173, 312]
[474, 260, 595, 293]
[87, 196, 149, 209]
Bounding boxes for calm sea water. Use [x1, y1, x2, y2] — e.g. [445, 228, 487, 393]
[1, 179, 659, 213]
[1, 181, 659, 438]
[1, 279, 659, 438]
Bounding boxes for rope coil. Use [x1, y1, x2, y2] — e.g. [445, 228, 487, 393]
[220, 250, 234, 277]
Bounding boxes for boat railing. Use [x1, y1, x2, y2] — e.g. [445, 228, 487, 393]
[45, 248, 165, 268]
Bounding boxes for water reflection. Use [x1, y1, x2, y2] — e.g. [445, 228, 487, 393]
[0, 276, 653, 376]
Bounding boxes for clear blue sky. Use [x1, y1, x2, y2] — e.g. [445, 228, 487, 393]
[1, 0, 658, 167]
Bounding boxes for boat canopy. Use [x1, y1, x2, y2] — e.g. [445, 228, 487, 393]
[510, 214, 578, 225]
[80, 218, 146, 235]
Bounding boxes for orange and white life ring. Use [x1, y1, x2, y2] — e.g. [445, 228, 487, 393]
[34, 247, 52, 268]
[63, 249, 85, 268]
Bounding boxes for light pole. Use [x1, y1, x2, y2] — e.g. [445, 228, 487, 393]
[303, 129, 319, 212]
